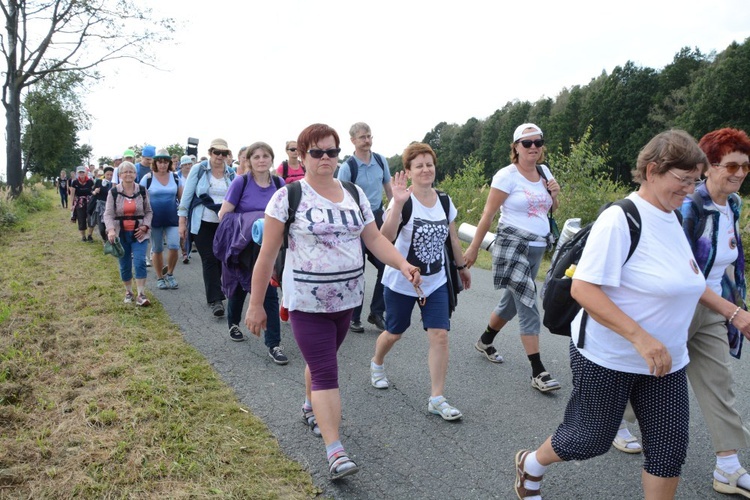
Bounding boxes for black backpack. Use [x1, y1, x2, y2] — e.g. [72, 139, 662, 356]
[395, 190, 463, 315]
[271, 180, 361, 288]
[281, 160, 305, 180]
[541, 199, 642, 347]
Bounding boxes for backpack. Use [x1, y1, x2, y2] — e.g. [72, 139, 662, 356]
[281, 160, 305, 180]
[541, 199, 642, 347]
[395, 190, 463, 315]
[110, 185, 148, 231]
[145, 172, 180, 190]
[346, 153, 386, 184]
[271, 180, 362, 288]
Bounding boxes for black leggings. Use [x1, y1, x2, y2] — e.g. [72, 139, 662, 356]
[192, 221, 224, 304]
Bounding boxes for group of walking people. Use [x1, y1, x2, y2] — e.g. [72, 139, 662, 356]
[75, 119, 750, 497]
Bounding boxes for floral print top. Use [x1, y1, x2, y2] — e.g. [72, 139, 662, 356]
[266, 180, 374, 313]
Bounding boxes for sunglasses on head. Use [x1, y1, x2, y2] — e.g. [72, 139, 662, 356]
[713, 162, 750, 175]
[213, 150, 229, 157]
[517, 139, 545, 148]
[307, 148, 341, 159]
[287, 147, 297, 152]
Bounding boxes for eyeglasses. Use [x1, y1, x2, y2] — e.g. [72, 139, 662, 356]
[713, 162, 750, 175]
[307, 148, 341, 159]
[667, 169, 701, 187]
[287, 148, 297, 152]
[212, 150, 229, 157]
[357, 134, 373, 141]
[518, 139, 545, 148]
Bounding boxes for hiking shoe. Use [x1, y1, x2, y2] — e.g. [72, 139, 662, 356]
[165, 274, 178, 289]
[210, 301, 225, 317]
[475, 340, 504, 363]
[428, 396, 463, 421]
[269, 346, 289, 365]
[370, 362, 389, 389]
[136, 293, 150, 307]
[350, 321, 364, 333]
[229, 325, 246, 342]
[182, 253, 190, 264]
[124, 291, 134, 304]
[86, 235, 94, 242]
[367, 313, 386, 330]
[146, 257, 152, 267]
[81, 236, 87, 242]
[531, 372, 561, 392]
[156, 278, 168, 289]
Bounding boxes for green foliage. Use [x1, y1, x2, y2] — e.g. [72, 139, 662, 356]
[0, 184, 53, 231]
[548, 127, 629, 226]
[166, 144, 186, 157]
[437, 155, 490, 228]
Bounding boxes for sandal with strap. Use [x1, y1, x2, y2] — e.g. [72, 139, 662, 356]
[301, 406, 322, 437]
[515, 450, 544, 499]
[329, 451, 360, 480]
[475, 340, 504, 363]
[370, 362, 389, 389]
[612, 434, 642, 454]
[713, 467, 750, 498]
[427, 396, 463, 421]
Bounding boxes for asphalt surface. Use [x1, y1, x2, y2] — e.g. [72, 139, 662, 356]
[151, 252, 750, 499]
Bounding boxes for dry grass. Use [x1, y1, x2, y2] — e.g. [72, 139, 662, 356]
[0, 191, 318, 498]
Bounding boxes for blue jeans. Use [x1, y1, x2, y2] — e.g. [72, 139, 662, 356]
[226, 285, 280, 349]
[118, 231, 148, 282]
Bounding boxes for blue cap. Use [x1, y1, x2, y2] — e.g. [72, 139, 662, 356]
[141, 145, 156, 158]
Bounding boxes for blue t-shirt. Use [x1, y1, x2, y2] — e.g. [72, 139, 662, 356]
[140, 173, 179, 227]
[336, 153, 390, 210]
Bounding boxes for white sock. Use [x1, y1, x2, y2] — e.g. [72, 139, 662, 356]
[371, 360, 384, 371]
[715, 454, 750, 489]
[523, 451, 547, 494]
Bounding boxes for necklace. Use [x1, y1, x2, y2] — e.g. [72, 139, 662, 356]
[714, 202, 729, 217]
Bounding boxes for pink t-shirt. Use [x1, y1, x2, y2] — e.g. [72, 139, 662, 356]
[276, 161, 305, 183]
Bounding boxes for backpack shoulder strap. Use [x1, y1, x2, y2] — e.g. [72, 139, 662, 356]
[436, 189, 451, 221]
[340, 180, 361, 208]
[138, 184, 147, 201]
[373, 153, 386, 177]
[346, 156, 359, 184]
[144, 173, 152, 190]
[395, 198, 414, 240]
[173, 173, 180, 187]
[283, 181, 303, 247]
[273, 175, 283, 190]
[612, 198, 641, 263]
[282, 160, 289, 178]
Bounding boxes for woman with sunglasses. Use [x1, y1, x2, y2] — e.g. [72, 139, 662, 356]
[178, 138, 236, 317]
[141, 149, 183, 290]
[463, 123, 562, 392]
[650, 128, 750, 496]
[245, 123, 420, 481]
[276, 140, 305, 183]
[368, 142, 471, 421]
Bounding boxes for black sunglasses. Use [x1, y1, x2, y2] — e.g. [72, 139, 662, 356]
[213, 150, 229, 157]
[287, 147, 297, 152]
[307, 148, 341, 159]
[518, 139, 545, 148]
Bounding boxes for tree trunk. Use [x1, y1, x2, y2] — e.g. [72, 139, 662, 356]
[6, 87, 23, 196]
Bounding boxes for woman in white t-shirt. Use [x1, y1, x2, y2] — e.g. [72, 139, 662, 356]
[513, 130, 715, 500]
[368, 142, 471, 422]
[244, 123, 420, 481]
[463, 123, 562, 392]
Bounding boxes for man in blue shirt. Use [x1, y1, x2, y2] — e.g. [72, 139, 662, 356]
[336, 122, 393, 333]
[135, 145, 155, 184]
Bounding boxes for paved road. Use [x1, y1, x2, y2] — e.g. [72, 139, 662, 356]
[151, 253, 750, 499]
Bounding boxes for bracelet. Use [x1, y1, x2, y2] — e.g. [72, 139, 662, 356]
[456, 264, 467, 270]
[729, 306, 742, 325]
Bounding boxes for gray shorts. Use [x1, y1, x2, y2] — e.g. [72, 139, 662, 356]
[493, 244, 544, 335]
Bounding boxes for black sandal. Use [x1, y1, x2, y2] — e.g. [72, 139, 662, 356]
[302, 406, 322, 437]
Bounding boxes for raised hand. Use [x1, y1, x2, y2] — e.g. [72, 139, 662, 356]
[391, 171, 411, 206]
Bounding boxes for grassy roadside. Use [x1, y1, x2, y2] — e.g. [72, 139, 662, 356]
[0, 190, 318, 498]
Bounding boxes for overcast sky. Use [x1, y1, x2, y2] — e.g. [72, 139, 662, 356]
[2, 0, 750, 178]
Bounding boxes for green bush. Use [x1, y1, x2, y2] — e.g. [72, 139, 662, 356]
[0, 184, 53, 230]
[548, 126, 629, 227]
[437, 154, 491, 228]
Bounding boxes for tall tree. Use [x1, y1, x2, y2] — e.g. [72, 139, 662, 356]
[1, 0, 174, 195]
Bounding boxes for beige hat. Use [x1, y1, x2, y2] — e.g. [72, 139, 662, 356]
[209, 138, 229, 151]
